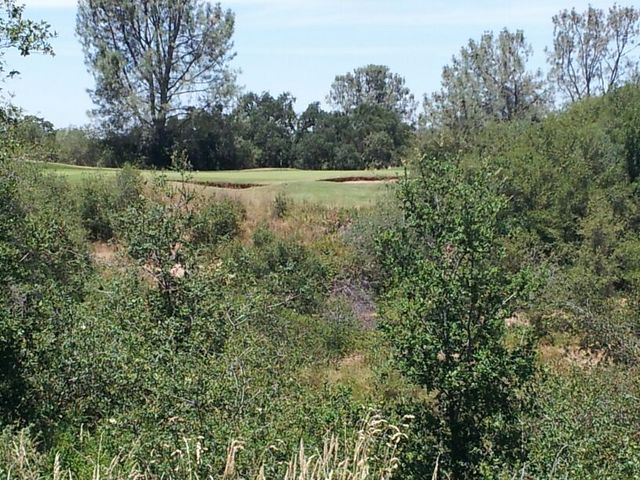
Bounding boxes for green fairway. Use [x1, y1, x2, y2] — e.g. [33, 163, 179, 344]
[41, 162, 402, 207]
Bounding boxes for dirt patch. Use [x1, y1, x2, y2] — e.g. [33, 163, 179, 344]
[323, 176, 398, 184]
[506, 312, 530, 328]
[331, 279, 378, 329]
[188, 180, 264, 189]
[91, 242, 118, 265]
[540, 344, 607, 368]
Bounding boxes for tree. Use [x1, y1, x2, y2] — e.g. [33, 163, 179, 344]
[328, 64, 416, 123]
[168, 106, 240, 170]
[76, 0, 236, 167]
[294, 102, 411, 170]
[547, 5, 640, 102]
[294, 102, 342, 169]
[0, 0, 53, 84]
[349, 103, 411, 168]
[378, 160, 537, 478]
[424, 29, 547, 136]
[233, 92, 296, 168]
[0, 0, 54, 159]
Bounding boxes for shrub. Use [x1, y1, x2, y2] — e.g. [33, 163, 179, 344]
[521, 366, 640, 479]
[378, 158, 537, 479]
[78, 166, 144, 241]
[225, 228, 330, 313]
[0, 160, 90, 426]
[78, 177, 116, 240]
[192, 197, 245, 245]
[113, 164, 144, 210]
[272, 191, 290, 219]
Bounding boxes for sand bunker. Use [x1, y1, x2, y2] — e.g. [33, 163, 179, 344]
[323, 176, 398, 184]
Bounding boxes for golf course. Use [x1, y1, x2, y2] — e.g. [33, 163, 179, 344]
[42, 162, 403, 207]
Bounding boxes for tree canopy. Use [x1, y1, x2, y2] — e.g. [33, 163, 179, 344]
[424, 29, 547, 135]
[328, 64, 416, 123]
[547, 5, 640, 102]
[76, 0, 236, 166]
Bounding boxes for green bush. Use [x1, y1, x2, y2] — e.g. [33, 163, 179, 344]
[0, 160, 90, 426]
[78, 165, 144, 241]
[522, 366, 640, 479]
[378, 159, 538, 479]
[221, 228, 331, 313]
[78, 177, 116, 240]
[192, 197, 245, 245]
[272, 191, 290, 219]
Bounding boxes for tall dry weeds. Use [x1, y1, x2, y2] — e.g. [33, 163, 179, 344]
[0, 414, 410, 480]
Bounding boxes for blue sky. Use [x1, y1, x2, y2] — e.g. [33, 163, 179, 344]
[4, 0, 633, 128]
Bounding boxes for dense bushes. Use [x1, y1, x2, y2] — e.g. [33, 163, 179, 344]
[192, 197, 246, 245]
[0, 160, 90, 425]
[417, 84, 640, 368]
[388, 84, 640, 478]
[77, 165, 144, 241]
[522, 366, 640, 479]
[0, 160, 376, 477]
[5, 84, 640, 478]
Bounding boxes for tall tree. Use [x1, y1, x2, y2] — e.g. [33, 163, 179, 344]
[547, 5, 640, 102]
[328, 64, 416, 123]
[76, 0, 236, 167]
[424, 29, 547, 135]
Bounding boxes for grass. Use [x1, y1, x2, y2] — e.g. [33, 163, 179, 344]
[1, 415, 409, 479]
[40, 162, 402, 208]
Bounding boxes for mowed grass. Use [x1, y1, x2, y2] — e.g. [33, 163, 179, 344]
[41, 162, 402, 208]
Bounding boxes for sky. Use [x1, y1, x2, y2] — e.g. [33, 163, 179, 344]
[3, 0, 635, 128]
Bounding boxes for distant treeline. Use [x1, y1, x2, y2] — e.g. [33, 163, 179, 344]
[39, 95, 412, 170]
[12, 4, 640, 171]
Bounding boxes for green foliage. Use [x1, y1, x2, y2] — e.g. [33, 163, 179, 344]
[0, 158, 373, 477]
[78, 165, 144, 241]
[234, 92, 297, 168]
[76, 0, 236, 167]
[522, 365, 640, 479]
[378, 159, 537, 479]
[328, 64, 417, 122]
[0, 160, 90, 425]
[78, 177, 116, 240]
[424, 29, 547, 140]
[192, 196, 245, 245]
[344, 195, 402, 288]
[220, 227, 331, 313]
[457, 89, 640, 365]
[0, 0, 54, 84]
[608, 83, 640, 182]
[55, 127, 105, 166]
[296, 102, 411, 170]
[168, 107, 243, 170]
[272, 191, 290, 219]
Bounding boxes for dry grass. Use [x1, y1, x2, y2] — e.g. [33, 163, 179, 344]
[0, 415, 410, 480]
